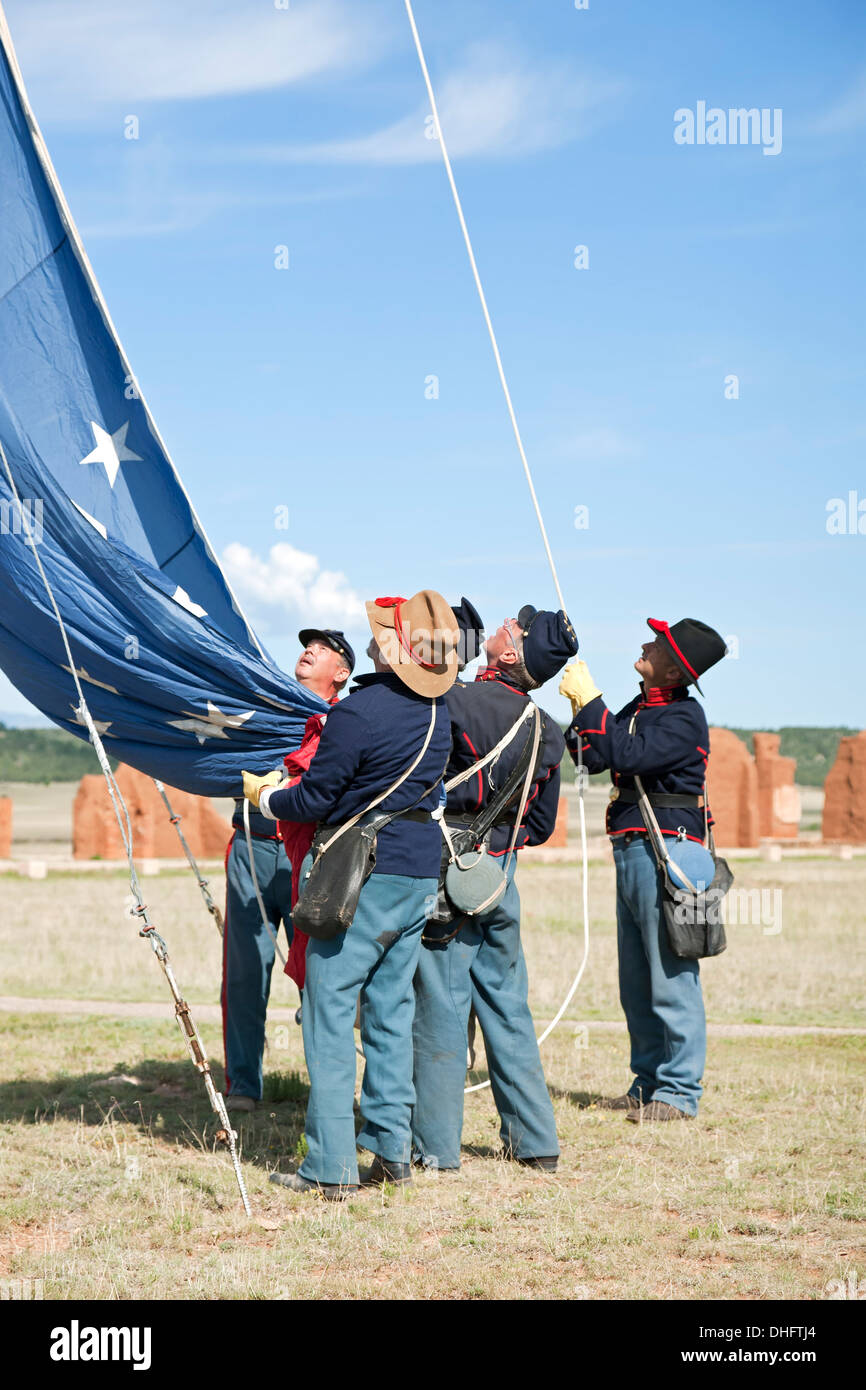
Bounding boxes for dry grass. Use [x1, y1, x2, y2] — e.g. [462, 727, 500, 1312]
[524, 856, 866, 1027]
[0, 1014, 863, 1300]
[2, 857, 864, 1030]
[1, 850, 864, 1300]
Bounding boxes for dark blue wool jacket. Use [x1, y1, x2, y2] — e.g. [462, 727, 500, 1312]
[445, 670, 565, 853]
[566, 687, 712, 842]
[232, 801, 280, 840]
[264, 672, 451, 877]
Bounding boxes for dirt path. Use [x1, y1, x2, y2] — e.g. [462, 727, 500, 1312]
[1, 995, 863, 1036]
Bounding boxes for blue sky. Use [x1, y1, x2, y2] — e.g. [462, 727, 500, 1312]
[1, 0, 863, 728]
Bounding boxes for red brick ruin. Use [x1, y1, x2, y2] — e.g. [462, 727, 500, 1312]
[753, 733, 800, 839]
[706, 727, 760, 847]
[73, 764, 231, 860]
[0, 796, 11, 858]
[546, 797, 568, 849]
[822, 731, 866, 843]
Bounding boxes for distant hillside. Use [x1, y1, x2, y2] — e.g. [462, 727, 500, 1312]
[0, 723, 117, 783]
[0, 710, 52, 729]
[1, 720, 858, 788]
[559, 725, 858, 787]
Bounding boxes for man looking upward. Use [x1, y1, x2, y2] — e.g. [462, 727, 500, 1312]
[560, 617, 727, 1122]
[221, 629, 352, 1112]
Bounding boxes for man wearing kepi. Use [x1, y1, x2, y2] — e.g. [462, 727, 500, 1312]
[412, 606, 576, 1173]
[276, 630, 356, 994]
[221, 628, 352, 1112]
[245, 590, 456, 1198]
[560, 618, 727, 1122]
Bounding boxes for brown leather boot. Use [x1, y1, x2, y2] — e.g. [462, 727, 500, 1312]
[626, 1101, 693, 1123]
[595, 1093, 643, 1111]
[359, 1155, 413, 1186]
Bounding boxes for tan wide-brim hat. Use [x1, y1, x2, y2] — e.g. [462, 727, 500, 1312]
[365, 590, 459, 698]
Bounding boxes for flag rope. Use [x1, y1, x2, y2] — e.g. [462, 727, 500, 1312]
[153, 779, 225, 937]
[403, 1, 591, 1090]
[0, 438, 251, 1217]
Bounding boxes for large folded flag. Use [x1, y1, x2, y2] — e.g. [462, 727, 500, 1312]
[0, 8, 325, 795]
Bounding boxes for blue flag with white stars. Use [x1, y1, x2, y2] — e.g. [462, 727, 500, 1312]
[0, 17, 326, 796]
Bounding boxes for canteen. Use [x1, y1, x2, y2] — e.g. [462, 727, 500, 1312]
[664, 836, 716, 895]
[444, 849, 507, 915]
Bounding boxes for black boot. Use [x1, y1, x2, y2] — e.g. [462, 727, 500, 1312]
[508, 1153, 558, 1172]
[360, 1155, 413, 1186]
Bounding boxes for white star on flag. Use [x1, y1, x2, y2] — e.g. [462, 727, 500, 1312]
[69, 702, 112, 737]
[79, 420, 142, 488]
[168, 701, 254, 744]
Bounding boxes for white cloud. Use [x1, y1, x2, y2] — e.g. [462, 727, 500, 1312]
[222, 541, 366, 634]
[3, 0, 386, 116]
[79, 169, 358, 241]
[239, 42, 625, 165]
[809, 71, 866, 135]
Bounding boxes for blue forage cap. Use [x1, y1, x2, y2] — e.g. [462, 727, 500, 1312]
[521, 608, 578, 684]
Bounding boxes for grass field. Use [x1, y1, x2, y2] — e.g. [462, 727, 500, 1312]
[1, 855, 864, 1301]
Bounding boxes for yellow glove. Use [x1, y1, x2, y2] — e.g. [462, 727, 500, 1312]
[242, 769, 282, 809]
[558, 660, 602, 714]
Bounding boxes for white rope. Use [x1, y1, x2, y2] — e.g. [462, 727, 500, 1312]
[154, 778, 224, 937]
[404, 0, 566, 615]
[0, 439, 251, 1217]
[403, 1, 591, 1090]
[535, 754, 590, 1046]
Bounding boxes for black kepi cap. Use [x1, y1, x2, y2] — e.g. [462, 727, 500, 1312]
[297, 628, 356, 672]
[647, 618, 726, 695]
[451, 596, 485, 668]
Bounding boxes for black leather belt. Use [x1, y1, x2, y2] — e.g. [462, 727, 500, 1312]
[610, 788, 704, 809]
[321, 809, 433, 829]
[444, 811, 516, 828]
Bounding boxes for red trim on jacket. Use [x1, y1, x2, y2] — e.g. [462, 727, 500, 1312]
[609, 825, 706, 844]
[639, 684, 687, 708]
[462, 730, 484, 810]
[475, 667, 530, 699]
[582, 707, 609, 736]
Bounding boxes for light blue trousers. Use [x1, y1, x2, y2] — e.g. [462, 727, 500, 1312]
[412, 858, 559, 1168]
[613, 835, 706, 1115]
[221, 832, 292, 1100]
[299, 865, 437, 1186]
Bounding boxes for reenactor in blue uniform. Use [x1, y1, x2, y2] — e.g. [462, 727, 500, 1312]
[560, 617, 727, 1120]
[412, 605, 577, 1172]
[221, 629, 353, 1112]
[246, 590, 457, 1198]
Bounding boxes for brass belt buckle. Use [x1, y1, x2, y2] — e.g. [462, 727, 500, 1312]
[609, 786, 620, 801]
